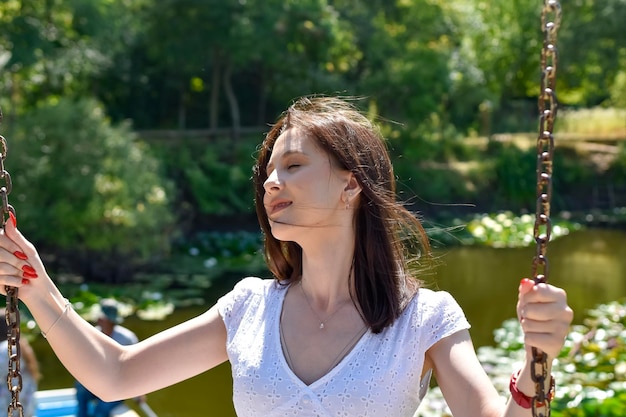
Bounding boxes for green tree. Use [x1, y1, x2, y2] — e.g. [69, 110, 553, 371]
[558, 0, 626, 106]
[5, 97, 174, 282]
[0, 0, 144, 111]
[141, 0, 359, 131]
[348, 0, 454, 123]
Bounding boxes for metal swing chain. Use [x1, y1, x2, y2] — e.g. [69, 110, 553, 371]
[530, 1, 561, 417]
[0, 108, 22, 417]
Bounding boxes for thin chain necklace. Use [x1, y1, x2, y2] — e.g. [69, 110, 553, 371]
[300, 281, 345, 330]
[280, 300, 368, 379]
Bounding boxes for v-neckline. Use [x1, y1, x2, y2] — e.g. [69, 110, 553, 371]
[275, 282, 371, 388]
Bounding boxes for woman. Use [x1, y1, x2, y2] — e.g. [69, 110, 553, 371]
[0, 308, 41, 417]
[0, 96, 572, 416]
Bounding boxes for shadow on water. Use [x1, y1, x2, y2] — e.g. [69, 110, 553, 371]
[32, 229, 626, 417]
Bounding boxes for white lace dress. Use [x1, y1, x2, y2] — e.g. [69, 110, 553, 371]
[217, 277, 471, 417]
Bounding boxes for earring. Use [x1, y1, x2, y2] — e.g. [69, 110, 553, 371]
[345, 191, 352, 210]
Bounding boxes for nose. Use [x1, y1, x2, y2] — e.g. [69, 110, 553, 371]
[263, 169, 282, 193]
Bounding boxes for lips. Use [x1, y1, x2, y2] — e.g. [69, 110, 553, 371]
[268, 199, 292, 216]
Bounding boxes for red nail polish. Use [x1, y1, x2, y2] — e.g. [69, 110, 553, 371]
[21, 278, 30, 285]
[22, 265, 36, 274]
[8, 211, 16, 228]
[520, 278, 532, 286]
[22, 271, 38, 279]
[13, 251, 28, 260]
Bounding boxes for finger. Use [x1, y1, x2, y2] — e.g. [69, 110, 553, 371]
[518, 278, 535, 295]
[521, 305, 553, 324]
[2, 214, 46, 274]
[3, 212, 33, 249]
[0, 274, 34, 292]
[520, 307, 572, 334]
[524, 283, 568, 304]
[0, 262, 39, 285]
[518, 283, 568, 317]
[0, 229, 29, 260]
[518, 279, 571, 317]
[521, 311, 572, 358]
[0, 235, 40, 278]
[523, 299, 568, 327]
[522, 331, 567, 359]
[517, 278, 535, 320]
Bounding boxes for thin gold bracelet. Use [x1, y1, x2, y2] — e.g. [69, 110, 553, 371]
[42, 298, 71, 339]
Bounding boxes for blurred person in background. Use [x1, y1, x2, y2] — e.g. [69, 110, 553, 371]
[75, 299, 140, 417]
[0, 307, 41, 417]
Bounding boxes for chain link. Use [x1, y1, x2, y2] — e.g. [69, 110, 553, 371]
[530, 1, 561, 416]
[0, 108, 22, 417]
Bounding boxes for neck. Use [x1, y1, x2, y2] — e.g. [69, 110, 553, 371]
[290, 208, 358, 308]
[100, 324, 114, 336]
[299, 243, 355, 311]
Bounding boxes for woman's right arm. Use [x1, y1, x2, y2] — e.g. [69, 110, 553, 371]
[0, 217, 229, 401]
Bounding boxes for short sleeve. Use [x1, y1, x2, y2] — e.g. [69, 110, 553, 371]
[216, 277, 269, 335]
[418, 289, 471, 350]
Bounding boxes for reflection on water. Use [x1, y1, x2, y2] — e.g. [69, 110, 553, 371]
[33, 229, 626, 417]
[433, 229, 626, 349]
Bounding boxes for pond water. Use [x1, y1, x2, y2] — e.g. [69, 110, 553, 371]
[32, 228, 626, 417]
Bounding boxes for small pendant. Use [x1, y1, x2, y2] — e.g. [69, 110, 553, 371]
[319, 323, 325, 329]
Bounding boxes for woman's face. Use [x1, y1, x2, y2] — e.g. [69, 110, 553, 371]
[263, 127, 351, 241]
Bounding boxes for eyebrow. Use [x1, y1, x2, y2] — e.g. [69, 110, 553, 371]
[266, 150, 307, 173]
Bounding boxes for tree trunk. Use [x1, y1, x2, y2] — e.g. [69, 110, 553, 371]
[257, 70, 267, 125]
[177, 84, 186, 130]
[223, 61, 241, 142]
[209, 51, 221, 131]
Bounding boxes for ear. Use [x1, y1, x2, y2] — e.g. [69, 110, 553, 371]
[343, 174, 362, 204]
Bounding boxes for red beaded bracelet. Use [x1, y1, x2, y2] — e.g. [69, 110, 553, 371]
[509, 370, 555, 409]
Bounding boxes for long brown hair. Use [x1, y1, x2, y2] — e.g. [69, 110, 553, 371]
[253, 96, 432, 333]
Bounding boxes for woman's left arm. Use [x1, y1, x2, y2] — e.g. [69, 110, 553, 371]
[506, 279, 573, 415]
[430, 280, 573, 417]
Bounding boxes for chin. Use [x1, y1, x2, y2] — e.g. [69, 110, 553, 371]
[268, 219, 291, 240]
[268, 218, 306, 242]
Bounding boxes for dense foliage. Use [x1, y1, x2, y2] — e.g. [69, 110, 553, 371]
[0, 1, 625, 280]
[0, 3, 623, 414]
[6, 97, 175, 281]
[1, 0, 625, 130]
[417, 299, 626, 417]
